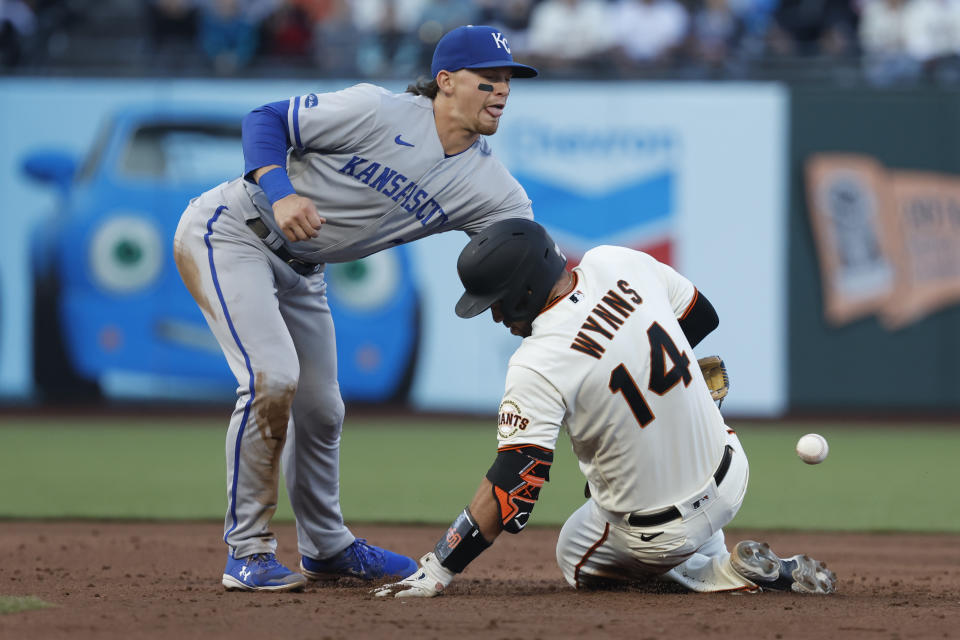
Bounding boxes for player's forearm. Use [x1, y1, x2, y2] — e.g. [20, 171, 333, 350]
[254, 166, 297, 205]
[467, 478, 504, 542]
[251, 165, 282, 182]
[375, 473, 538, 598]
[243, 101, 299, 206]
[426, 479, 505, 577]
[433, 504, 493, 575]
[374, 485, 499, 598]
[431, 443, 553, 575]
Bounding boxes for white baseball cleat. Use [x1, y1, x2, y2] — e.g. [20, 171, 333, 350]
[731, 540, 837, 594]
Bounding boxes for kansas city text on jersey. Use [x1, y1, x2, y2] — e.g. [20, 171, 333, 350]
[339, 155, 448, 227]
[569, 279, 643, 359]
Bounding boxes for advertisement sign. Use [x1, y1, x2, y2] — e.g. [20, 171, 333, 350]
[805, 154, 894, 325]
[0, 79, 787, 416]
[419, 83, 790, 416]
[0, 79, 418, 403]
[806, 153, 960, 329]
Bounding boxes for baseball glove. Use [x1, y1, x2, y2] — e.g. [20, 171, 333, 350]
[698, 355, 729, 406]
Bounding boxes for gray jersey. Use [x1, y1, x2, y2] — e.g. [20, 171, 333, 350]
[176, 80, 536, 570]
[229, 83, 533, 263]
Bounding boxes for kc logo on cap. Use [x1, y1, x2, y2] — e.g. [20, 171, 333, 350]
[431, 25, 538, 79]
[490, 31, 511, 53]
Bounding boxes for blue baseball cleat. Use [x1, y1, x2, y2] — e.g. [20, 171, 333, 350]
[300, 538, 418, 581]
[221, 552, 307, 591]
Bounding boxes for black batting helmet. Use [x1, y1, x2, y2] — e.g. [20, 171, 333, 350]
[455, 218, 567, 324]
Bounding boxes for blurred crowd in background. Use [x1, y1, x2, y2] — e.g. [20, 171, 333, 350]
[1, 0, 959, 84]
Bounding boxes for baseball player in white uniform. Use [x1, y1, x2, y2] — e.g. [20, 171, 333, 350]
[376, 219, 838, 597]
[172, 26, 539, 591]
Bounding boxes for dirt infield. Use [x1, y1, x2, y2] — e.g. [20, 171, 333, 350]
[1, 522, 957, 640]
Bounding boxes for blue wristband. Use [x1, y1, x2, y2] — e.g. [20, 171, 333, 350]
[257, 167, 296, 205]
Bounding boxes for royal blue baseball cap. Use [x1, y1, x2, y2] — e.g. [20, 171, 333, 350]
[431, 25, 538, 79]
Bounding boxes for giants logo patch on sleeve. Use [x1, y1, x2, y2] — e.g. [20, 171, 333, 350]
[497, 400, 530, 439]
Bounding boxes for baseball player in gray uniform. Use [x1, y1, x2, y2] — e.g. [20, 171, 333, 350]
[172, 25, 538, 591]
[376, 219, 838, 598]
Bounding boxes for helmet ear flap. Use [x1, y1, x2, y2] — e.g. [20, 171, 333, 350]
[501, 285, 534, 324]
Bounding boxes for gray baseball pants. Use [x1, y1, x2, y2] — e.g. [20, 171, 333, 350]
[173, 183, 355, 561]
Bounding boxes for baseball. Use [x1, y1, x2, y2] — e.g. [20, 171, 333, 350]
[796, 433, 829, 464]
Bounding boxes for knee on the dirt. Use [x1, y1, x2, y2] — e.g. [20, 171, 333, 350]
[555, 535, 578, 588]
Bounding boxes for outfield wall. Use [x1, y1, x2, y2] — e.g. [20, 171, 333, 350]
[412, 83, 788, 415]
[1, 79, 958, 415]
[788, 88, 960, 412]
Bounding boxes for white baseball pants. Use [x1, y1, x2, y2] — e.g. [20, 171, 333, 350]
[556, 432, 754, 592]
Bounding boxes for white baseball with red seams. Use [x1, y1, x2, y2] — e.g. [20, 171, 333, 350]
[796, 433, 829, 464]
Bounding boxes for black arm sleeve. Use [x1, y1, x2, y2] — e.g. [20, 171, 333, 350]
[486, 445, 553, 534]
[678, 290, 718, 348]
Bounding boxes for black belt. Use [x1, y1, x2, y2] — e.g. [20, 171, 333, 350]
[627, 444, 735, 528]
[245, 218, 323, 276]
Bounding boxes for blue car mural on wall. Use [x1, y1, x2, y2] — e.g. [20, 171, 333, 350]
[23, 105, 420, 403]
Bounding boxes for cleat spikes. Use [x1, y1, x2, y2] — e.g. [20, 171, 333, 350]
[731, 540, 837, 595]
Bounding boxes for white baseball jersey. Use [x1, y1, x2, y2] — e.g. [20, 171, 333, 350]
[495, 245, 729, 515]
[225, 83, 533, 263]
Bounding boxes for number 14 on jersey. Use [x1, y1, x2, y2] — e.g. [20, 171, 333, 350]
[608, 322, 692, 427]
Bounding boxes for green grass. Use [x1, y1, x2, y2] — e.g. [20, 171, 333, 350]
[731, 424, 960, 531]
[0, 596, 53, 615]
[0, 417, 958, 532]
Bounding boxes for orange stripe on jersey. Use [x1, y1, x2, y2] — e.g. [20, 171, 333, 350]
[541, 271, 579, 314]
[679, 288, 699, 320]
[574, 522, 610, 589]
[497, 443, 554, 454]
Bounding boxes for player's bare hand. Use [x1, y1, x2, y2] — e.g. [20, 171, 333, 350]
[273, 194, 325, 242]
[372, 552, 453, 599]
